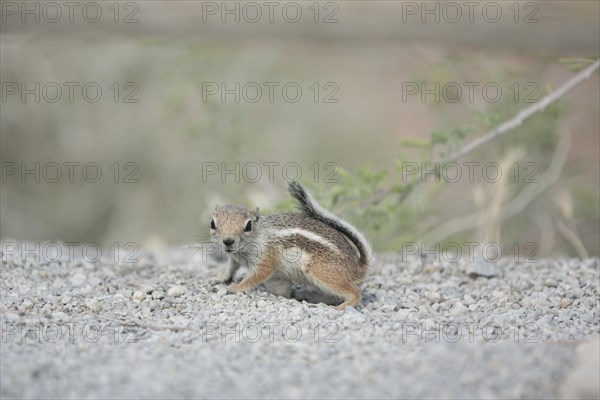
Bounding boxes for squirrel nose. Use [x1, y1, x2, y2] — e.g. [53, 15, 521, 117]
[223, 238, 235, 246]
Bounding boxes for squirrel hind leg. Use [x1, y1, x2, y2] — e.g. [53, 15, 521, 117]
[333, 286, 361, 310]
[306, 260, 363, 310]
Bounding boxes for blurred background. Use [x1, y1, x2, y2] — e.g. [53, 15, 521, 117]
[1, 0, 599, 257]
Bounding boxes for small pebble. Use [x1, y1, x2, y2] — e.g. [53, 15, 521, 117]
[139, 284, 154, 294]
[132, 291, 145, 301]
[85, 299, 103, 312]
[152, 290, 165, 300]
[167, 285, 187, 297]
[560, 298, 573, 309]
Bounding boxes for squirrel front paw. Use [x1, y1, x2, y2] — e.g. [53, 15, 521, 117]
[226, 283, 243, 293]
[210, 275, 233, 285]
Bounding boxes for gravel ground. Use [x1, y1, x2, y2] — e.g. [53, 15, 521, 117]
[1, 242, 599, 399]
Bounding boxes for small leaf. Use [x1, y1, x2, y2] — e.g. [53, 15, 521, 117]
[399, 137, 431, 148]
[431, 131, 449, 144]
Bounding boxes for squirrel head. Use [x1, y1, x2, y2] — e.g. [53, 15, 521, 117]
[210, 204, 260, 254]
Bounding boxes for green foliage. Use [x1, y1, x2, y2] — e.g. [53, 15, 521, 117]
[559, 57, 598, 72]
[271, 59, 598, 256]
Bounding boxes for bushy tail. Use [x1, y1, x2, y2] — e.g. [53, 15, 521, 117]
[288, 181, 372, 266]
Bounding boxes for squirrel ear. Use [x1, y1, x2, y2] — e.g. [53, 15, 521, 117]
[214, 204, 219, 211]
[254, 207, 260, 221]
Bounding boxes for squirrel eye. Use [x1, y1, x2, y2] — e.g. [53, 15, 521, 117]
[210, 219, 216, 230]
[244, 220, 252, 232]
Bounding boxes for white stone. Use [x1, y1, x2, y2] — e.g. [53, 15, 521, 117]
[167, 285, 188, 298]
[132, 291, 145, 301]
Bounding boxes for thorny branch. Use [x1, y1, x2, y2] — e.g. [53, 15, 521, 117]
[360, 60, 600, 209]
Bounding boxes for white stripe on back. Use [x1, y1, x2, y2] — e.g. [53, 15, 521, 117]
[275, 228, 341, 254]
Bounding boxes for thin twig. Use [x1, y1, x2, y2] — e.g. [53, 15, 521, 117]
[440, 60, 599, 164]
[555, 218, 589, 259]
[424, 130, 571, 243]
[360, 60, 599, 209]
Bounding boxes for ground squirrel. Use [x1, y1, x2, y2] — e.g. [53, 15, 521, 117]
[210, 181, 371, 310]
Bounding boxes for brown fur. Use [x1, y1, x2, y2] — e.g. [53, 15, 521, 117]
[210, 183, 371, 310]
